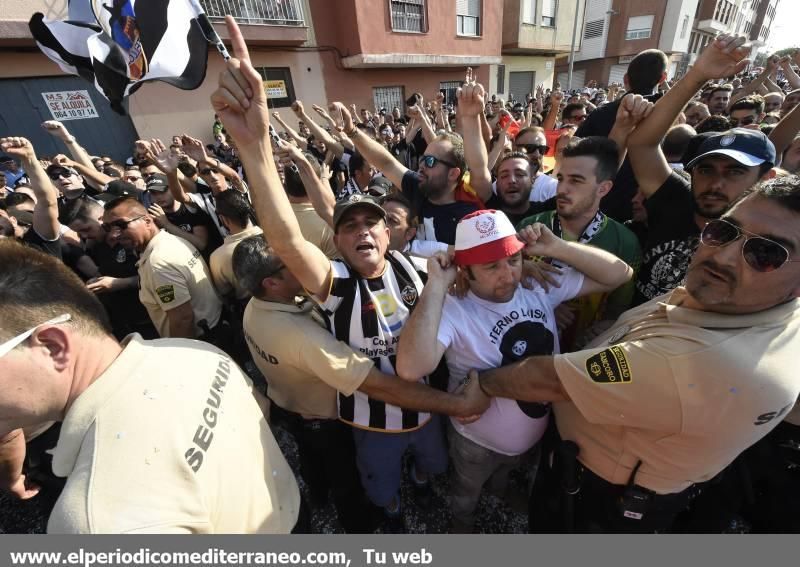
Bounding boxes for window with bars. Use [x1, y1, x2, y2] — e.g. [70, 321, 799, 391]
[390, 0, 427, 33]
[625, 15, 653, 40]
[440, 81, 463, 105]
[373, 86, 405, 114]
[496, 64, 506, 94]
[584, 19, 604, 39]
[457, 0, 481, 36]
[541, 0, 557, 27]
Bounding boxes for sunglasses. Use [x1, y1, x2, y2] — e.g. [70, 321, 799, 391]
[124, 175, 142, 182]
[517, 144, 549, 155]
[199, 167, 220, 175]
[568, 114, 587, 122]
[700, 218, 799, 273]
[101, 215, 145, 233]
[0, 313, 71, 358]
[420, 155, 456, 169]
[48, 171, 74, 180]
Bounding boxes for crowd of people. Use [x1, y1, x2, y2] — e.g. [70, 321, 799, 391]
[2, 19, 799, 534]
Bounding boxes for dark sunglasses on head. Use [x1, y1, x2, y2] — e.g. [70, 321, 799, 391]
[420, 155, 456, 169]
[199, 167, 220, 175]
[101, 215, 144, 233]
[517, 144, 549, 155]
[701, 218, 798, 272]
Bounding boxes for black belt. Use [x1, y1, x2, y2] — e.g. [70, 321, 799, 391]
[580, 463, 704, 510]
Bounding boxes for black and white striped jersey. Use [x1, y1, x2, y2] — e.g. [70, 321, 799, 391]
[314, 251, 429, 432]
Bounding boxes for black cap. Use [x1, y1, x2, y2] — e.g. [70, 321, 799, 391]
[146, 173, 169, 192]
[45, 163, 78, 177]
[685, 128, 776, 170]
[366, 176, 392, 197]
[332, 193, 386, 230]
[106, 179, 138, 197]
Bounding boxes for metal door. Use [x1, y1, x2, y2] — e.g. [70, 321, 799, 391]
[0, 76, 138, 162]
[509, 71, 535, 103]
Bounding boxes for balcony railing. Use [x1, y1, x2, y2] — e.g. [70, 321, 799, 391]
[200, 0, 305, 26]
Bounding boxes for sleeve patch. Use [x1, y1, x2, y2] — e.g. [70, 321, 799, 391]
[585, 346, 632, 384]
[156, 284, 176, 304]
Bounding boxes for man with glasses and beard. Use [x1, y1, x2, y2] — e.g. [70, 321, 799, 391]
[627, 34, 776, 306]
[327, 101, 480, 245]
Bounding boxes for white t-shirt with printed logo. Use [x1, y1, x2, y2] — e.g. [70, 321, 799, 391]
[437, 269, 584, 455]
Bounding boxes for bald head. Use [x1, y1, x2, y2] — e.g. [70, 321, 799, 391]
[662, 124, 697, 163]
[104, 196, 147, 218]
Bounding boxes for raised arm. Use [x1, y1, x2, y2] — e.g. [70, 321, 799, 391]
[458, 76, 493, 203]
[329, 101, 409, 188]
[520, 223, 633, 296]
[291, 101, 345, 159]
[147, 139, 194, 205]
[629, 33, 751, 197]
[271, 111, 308, 149]
[53, 154, 114, 190]
[542, 91, 562, 131]
[41, 121, 111, 191]
[182, 135, 245, 193]
[607, 94, 654, 171]
[768, 98, 800, 165]
[0, 430, 39, 500]
[780, 55, 800, 90]
[0, 137, 59, 240]
[211, 16, 331, 298]
[275, 139, 335, 227]
[395, 253, 454, 381]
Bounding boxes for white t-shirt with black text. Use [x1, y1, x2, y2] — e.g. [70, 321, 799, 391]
[437, 269, 584, 455]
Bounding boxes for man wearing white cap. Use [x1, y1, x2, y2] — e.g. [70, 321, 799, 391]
[397, 209, 633, 532]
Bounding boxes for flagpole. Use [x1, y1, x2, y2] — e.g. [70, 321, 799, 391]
[191, 0, 231, 60]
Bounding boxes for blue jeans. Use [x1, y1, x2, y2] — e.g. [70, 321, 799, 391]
[352, 415, 448, 508]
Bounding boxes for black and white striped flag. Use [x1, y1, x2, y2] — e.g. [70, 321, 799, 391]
[30, 0, 211, 114]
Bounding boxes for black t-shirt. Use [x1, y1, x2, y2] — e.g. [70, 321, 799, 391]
[22, 228, 62, 259]
[485, 194, 556, 228]
[576, 93, 663, 223]
[166, 202, 223, 256]
[401, 170, 479, 245]
[633, 171, 700, 305]
[87, 241, 157, 340]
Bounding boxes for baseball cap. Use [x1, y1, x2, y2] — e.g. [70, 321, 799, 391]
[45, 163, 78, 177]
[454, 210, 525, 266]
[105, 180, 138, 197]
[8, 208, 33, 227]
[367, 176, 392, 197]
[685, 128, 776, 170]
[332, 193, 386, 231]
[145, 173, 169, 192]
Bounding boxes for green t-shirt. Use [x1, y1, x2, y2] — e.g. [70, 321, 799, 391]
[518, 210, 642, 352]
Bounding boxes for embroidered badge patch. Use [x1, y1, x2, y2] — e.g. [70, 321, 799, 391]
[585, 346, 632, 384]
[156, 284, 176, 304]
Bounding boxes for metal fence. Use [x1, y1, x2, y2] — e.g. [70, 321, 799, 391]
[200, 0, 305, 26]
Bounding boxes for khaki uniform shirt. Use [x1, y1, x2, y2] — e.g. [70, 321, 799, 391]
[48, 335, 299, 533]
[209, 225, 263, 299]
[553, 287, 800, 494]
[137, 230, 222, 337]
[243, 297, 372, 419]
[291, 201, 338, 259]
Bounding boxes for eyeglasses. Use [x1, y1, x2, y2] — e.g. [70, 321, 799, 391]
[420, 155, 456, 169]
[48, 171, 74, 180]
[0, 313, 71, 358]
[124, 175, 142, 182]
[517, 144, 549, 155]
[700, 218, 800, 273]
[199, 167, 220, 176]
[567, 114, 587, 122]
[101, 215, 144, 233]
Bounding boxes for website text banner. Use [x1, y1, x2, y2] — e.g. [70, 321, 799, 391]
[0, 535, 793, 567]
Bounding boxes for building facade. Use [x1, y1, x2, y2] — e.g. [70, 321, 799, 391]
[555, 0, 699, 89]
[499, 0, 586, 100]
[686, 0, 780, 72]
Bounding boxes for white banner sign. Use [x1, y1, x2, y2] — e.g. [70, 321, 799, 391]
[42, 90, 99, 121]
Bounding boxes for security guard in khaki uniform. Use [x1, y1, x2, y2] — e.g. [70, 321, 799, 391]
[471, 178, 800, 533]
[102, 197, 223, 341]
